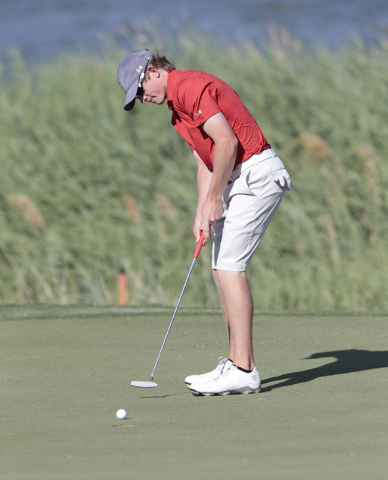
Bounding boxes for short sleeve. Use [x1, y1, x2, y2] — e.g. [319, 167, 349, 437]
[175, 74, 221, 127]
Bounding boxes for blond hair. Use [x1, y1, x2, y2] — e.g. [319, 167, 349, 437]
[144, 49, 175, 79]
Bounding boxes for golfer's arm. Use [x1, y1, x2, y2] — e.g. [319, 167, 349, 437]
[201, 112, 238, 201]
[192, 151, 212, 240]
[193, 151, 212, 215]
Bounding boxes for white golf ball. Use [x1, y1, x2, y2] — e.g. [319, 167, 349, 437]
[116, 409, 126, 420]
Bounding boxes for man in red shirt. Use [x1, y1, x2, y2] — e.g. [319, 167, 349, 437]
[117, 50, 290, 396]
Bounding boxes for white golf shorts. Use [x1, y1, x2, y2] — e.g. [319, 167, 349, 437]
[212, 149, 290, 272]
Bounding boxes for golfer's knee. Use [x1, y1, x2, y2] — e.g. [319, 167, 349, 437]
[216, 269, 247, 281]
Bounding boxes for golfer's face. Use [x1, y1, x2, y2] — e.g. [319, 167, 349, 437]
[139, 71, 167, 105]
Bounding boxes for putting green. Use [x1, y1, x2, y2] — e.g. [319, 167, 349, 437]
[1, 306, 388, 479]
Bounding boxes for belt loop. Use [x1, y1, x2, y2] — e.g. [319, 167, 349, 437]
[228, 148, 277, 183]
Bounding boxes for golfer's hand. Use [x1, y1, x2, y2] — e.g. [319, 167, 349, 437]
[201, 198, 223, 246]
[193, 215, 202, 243]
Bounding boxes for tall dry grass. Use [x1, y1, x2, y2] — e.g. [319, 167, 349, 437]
[1, 24, 388, 309]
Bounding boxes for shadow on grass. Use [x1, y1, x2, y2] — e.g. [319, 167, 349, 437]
[261, 349, 388, 392]
[141, 392, 189, 399]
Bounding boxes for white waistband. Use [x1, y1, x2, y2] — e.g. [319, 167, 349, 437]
[229, 148, 277, 182]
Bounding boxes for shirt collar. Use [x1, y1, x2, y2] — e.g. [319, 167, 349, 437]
[167, 69, 179, 111]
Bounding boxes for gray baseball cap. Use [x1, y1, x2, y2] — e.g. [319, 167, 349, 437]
[117, 50, 152, 111]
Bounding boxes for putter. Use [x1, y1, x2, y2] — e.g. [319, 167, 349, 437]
[131, 231, 205, 388]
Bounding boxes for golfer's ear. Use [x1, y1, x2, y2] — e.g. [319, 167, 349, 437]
[147, 65, 160, 77]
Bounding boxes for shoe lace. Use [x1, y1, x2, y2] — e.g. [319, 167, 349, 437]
[217, 357, 227, 368]
[220, 361, 235, 377]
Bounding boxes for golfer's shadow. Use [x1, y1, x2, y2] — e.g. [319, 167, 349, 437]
[261, 349, 388, 392]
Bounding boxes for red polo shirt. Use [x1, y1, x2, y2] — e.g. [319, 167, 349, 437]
[167, 69, 270, 171]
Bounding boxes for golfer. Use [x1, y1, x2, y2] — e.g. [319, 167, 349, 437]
[117, 49, 290, 396]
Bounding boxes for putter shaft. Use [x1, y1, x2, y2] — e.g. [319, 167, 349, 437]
[150, 232, 205, 383]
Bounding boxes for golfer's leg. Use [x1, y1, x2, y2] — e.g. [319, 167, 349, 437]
[212, 155, 288, 371]
[212, 268, 232, 354]
[213, 269, 254, 371]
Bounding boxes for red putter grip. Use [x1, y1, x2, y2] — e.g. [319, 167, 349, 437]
[193, 231, 205, 258]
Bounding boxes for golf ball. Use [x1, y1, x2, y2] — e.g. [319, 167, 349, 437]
[116, 409, 126, 420]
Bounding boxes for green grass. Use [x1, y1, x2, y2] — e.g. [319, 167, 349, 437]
[1, 306, 388, 479]
[1, 24, 388, 309]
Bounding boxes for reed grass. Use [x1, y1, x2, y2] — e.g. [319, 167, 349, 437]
[1, 24, 388, 309]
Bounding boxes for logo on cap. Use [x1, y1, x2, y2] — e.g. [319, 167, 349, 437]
[117, 51, 151, 111]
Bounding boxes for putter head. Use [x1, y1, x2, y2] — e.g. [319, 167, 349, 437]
[131, 381, 158, 388]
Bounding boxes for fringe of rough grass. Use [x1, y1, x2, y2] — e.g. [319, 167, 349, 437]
[0, 24, 388, 310]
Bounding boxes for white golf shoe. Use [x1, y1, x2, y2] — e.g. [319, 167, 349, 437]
[189, 363, 261, 396]
[185, 358, 232, 386]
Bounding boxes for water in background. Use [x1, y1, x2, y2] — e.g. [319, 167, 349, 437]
[0, 0, 387, 61]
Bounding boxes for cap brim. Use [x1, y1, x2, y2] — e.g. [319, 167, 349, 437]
[123, 81, 139, 111]
[124, 98, 136, 112]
